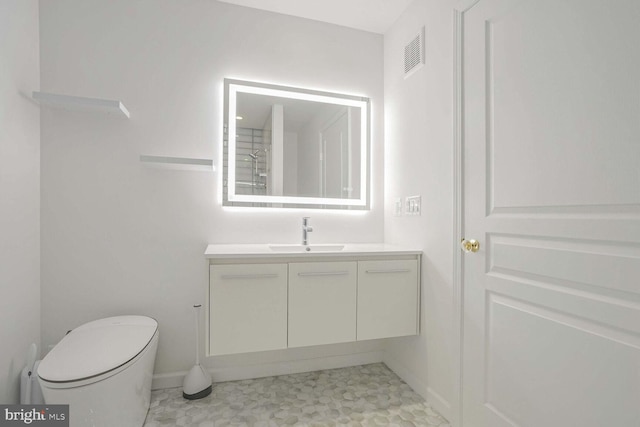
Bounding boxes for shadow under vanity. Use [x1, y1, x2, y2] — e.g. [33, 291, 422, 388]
[204, 244, 421, 356]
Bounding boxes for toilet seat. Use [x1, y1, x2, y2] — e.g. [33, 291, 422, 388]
[38, 316, 158, 388]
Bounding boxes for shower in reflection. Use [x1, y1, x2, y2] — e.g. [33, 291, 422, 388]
[233, 127, 269, 196]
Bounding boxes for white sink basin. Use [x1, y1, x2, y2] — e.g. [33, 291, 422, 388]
[268, 244, 345, 253]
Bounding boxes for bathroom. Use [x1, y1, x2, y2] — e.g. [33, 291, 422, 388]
[1, 0, 638, 426]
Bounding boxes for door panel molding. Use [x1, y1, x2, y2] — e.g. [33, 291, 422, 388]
[490, 204, 640, 217]
[487, 293, 640, 355]
[485, 293, 640, 425]
[488, 234, 640, 295]
[486, 274, 640, 336]
[484, 0, 640, 212]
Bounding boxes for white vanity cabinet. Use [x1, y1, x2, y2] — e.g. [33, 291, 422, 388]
[357, 259, 419, 340]
[288, 262, 357, 348]
[206, 244, 421, 356]
[209, 263, 288, 356]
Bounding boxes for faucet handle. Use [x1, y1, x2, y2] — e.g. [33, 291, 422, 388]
[302, 217, 312, 231]
[302, 217, 313, 246]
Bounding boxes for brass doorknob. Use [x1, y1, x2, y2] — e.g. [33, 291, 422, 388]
[461, 239, 480, 253]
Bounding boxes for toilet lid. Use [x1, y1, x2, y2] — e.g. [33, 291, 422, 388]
[38, 315, 158, 383]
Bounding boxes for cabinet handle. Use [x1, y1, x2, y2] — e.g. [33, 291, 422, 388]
[365, 268, 411, 274]
[297, 271, 350, 277]
[220, 273, 279, 280]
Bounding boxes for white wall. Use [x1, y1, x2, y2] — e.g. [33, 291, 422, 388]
[0, 0, 40, 404]
[383, 0, 456, 420]
[283, 131, 298, 196]
[39, 0, 384, 381]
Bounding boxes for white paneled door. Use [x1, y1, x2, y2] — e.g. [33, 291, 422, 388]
[460, 0, 640, 426]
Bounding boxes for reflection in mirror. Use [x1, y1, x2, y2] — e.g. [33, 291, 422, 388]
[223, 79, 370, 209]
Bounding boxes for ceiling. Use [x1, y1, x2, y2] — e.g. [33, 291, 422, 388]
[216, 0, 413, 34]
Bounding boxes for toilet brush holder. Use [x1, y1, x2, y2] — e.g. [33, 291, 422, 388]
[183, 304, 212, 400]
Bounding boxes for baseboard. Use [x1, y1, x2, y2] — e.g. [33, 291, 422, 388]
[381, 352, 429, 399]
[382, 352, 452, 422]
[152, 350, 384, 391]
[426, 387, 451, 422]
[152, 371, 189, 391]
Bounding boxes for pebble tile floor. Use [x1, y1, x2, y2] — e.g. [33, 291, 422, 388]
[144, 363, 450, 427]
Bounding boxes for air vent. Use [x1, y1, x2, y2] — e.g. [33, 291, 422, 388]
[404, 27, 425, 78]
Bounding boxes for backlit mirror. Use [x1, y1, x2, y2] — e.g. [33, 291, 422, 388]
[223, 79, 370, 209]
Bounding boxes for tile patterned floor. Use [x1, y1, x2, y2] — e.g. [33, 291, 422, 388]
[144, 363, 450, 427]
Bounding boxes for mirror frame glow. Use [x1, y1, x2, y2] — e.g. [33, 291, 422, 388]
[224, 78, 370, 209]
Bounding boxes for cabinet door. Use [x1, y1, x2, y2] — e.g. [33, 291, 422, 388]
[288, 262, 357, 348]
[209, 263, 287, 355]
[357, 259, 419, 340]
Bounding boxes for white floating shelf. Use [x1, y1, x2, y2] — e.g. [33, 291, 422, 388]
[140, 155, 215, 171]
[32, 91, 130, 118]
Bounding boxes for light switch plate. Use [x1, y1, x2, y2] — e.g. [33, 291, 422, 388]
[405, 195, 421, 215]
[394, 198, 403, 216]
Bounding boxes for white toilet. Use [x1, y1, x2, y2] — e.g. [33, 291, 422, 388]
[37, 315, 159, 427]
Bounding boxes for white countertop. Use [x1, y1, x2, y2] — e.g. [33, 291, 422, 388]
[204, 243, 422, 259]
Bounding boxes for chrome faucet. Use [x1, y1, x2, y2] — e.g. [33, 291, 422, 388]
[302, 217, 313, 246]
